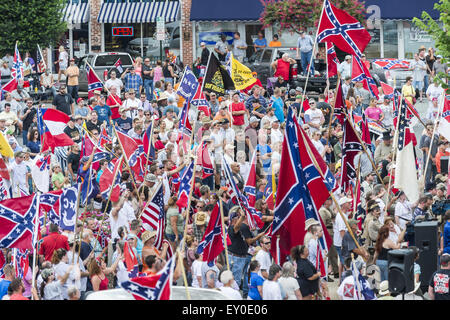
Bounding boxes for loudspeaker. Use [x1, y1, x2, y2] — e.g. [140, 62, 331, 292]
[388, 249, 415, 294]
[414, 221, 439, 291]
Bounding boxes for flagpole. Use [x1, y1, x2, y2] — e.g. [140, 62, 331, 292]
[80, 124, 120, 159]
[271, 162, 276, 206]
[219, 198, 230, 271]
[344, 113, 384, 184]
[71, 182, 84, 266]
[353, 155, 361, 218]
[31, 193, 40, 299]
[325, 74, 341, 146]
[91, 157, 124, 256]
[298, 125, 367, 261]
[180, 156, 197, 250]
[84, 60, 123, 107]
[110, 121, 143, 205]
[140, 117, 156, 202]
[200, 51, 212, 94]
[351, 253, 362, 300]
[176, 250, 191, 300]
[298, 0, 327, 118]
[420, 95, 445, 190]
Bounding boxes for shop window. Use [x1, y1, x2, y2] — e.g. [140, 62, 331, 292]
[403, 21, 436, 59]
[364, 28, 381, 59]
[383, 20, 398, 58]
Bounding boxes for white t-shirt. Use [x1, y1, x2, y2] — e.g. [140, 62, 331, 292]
[163, 118, 174, 130]
[379, 103, 394, 127]
[219, 286, 242, 300]
[312, 139, 325, 160]
[270, 129, 283, 145]
[337, 275, 359, 300]
[278, 277, 299, 300]
[239, 162, 250, 181]
[395, 200, 412, 230]
[105, 78, 123, 94]
[389, 224, 401, 243]
[109, 210, 129, 241]
[255, 250, 272, 278]
[121, 201, 136, 223]
[210, 131, 224, 159]
[333, 212, 348, 247]
[221, 128, 235, 145]
[304, 108, 324, 133]
[54, 262, 78, 300]
[123, 98, 140, 118]
[262, 280, 282, 300]
[9, 161, 29, 195]
[191, 260, 203, 288]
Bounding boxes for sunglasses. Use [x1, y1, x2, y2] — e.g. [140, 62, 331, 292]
[263, 242, 271, 245]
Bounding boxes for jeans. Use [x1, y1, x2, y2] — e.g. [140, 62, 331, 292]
[228, 253, 248, 288]
[68, 85, 79, 101]
[423, 74, 429, 91]
[376, 259, 389, 282]
[22, 130, 28, 147]
[144, 79, 153, 101]
[300, 50, 314, 76]
[242, 254, 252, 297]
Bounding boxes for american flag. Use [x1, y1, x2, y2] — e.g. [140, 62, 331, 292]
[316, 0, 371, 58]
[121, 254, 175, 300]
[36, 44, 46, 73]
[141, 183, 165, 249]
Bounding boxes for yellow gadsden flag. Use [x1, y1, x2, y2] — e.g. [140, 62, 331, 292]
[231, 53, 257, 90]
[0, 131, 14, 158]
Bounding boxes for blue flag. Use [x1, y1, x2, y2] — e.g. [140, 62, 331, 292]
[176, 66, 199, 102]
[59, 185, 79, 231]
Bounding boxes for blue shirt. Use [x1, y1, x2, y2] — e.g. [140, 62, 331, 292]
[93, 104, 112, 125]
[27, 140, 41, 155]
[124, 73, 143, 93]
[271, 96, 285, 123]
[0, 279, 11, 299]
[297, 35, 314, 52]
[444, 221, 450, 254]
[248, 272, 264, 300]
[256, 144, 272, 173]
[254, 38, 267, 50]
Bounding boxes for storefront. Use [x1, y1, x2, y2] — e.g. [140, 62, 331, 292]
[96, 0, 180, 59]
[188, 0, 441, 62]
[63, 0, 91, 58]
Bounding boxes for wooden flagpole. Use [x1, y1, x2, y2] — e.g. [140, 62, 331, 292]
[298, 0, 327, 118]
[71, 180, 85, 266]
[219, 198, 230, 271]
[31, 193, 40, 299]
[176, 250, 191, 300]
[324, 74, 341, 147]
[344, 113, 384, 184]
[298, 124, 367, 261]
[140, 117, 156, 202]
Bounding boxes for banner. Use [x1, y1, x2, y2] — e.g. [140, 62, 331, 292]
[203, 53, 235, 95]
[231, 53, 257, 90]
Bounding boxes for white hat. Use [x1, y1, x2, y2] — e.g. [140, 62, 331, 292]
[249, 116, 260, 123]
[379, 280, 390, 296]
[338, 196, 352, 206]
[304, 218, 320, 231]
[345, 55, 352, 60]
[200, 42, 206, 46]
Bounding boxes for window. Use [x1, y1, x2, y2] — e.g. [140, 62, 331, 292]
[364, 28, 381, 58]
[95, 54, 133, 67]
[403, 21, 436, 59]
[383, 21, 398, 58]
[262, 49, 272, 63]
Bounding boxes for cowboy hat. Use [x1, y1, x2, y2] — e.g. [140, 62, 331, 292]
[141, 230, 157, 243]
[195, 212, 208, 226]
[338, 196, 352, 206]
[304, 218, 320, 231]
[201, 116, 212, 125]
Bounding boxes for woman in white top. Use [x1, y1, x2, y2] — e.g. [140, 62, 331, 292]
[109, 196, 129, 241]
[236, 150, 250, 180]
[394, 191, 412, 231]
[112, 240, 129, 286]
[164, 82, 178, 103]
[278, 262, 302, 300]
[40, 267, 72, 300]
[384, 217, 403, 244]
[52, 248, 79, 300]
[311, 131, 328, 160]
[191, 254, 203, 288]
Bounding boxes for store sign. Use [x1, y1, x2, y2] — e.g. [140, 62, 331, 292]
[409, 27, 432, 43]
[112, 26, 134, 37]
[156, 17, 165, 41]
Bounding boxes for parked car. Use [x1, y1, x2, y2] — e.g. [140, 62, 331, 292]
[126, 22, 180, 58]
[370, 59, 413, 91]
[85, 286, 232, 300]
[243, 46, 337, 94]
[77, 52, 134, 92]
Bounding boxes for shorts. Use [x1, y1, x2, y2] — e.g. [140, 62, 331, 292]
[412, 81, 423, 91]
[165, 233, 183, 242]
[335, 246, 343, 264]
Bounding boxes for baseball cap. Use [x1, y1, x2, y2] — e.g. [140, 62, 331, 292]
[338, 196, 352, 206]
[345, 55, 352, 60]
[289, 89, 296, 96]
[441, 253, 450, 265]
[77, 97, 83, 104]
[249, 116, 260, 123]
[295, 87, 303, 92]
[200, 42, 206, 46]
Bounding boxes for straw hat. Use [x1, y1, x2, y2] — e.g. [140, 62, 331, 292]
[195, 212, 208, 226]
[304, 218, 320, 231]
[141, 230, 157, 243]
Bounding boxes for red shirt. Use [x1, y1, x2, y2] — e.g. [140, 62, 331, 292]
[38, 232, 70, 262]
[231, 102, 246, 126]
[107, 95, 122, 120]
[9, 293, 29, 300]
[274, 59, 290, 81]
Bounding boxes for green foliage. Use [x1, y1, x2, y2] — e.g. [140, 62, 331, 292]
[413, 0, 449, 88]
[0, 0, 67, 54]
[259, 0, 366, 34]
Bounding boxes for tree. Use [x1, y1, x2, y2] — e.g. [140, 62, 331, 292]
[413, 0, 449, 88]
[259, 0, 366, 35]
[0, 0, 67, 54]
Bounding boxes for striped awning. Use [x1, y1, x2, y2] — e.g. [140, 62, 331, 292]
[62, 1, 90, 24]
[97, 1, 180, 24]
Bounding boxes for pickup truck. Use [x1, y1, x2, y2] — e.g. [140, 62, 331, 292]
[243, 46, 337, 94]
[77, 52, 134, 92]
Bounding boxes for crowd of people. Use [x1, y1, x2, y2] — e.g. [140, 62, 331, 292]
[0, 35, 448, 301]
